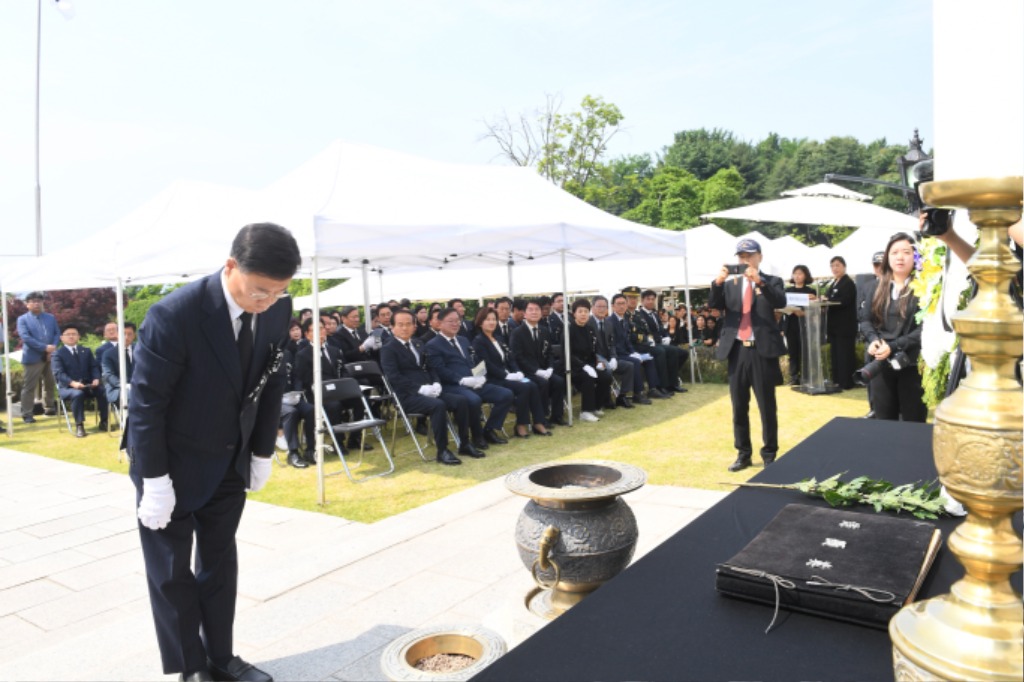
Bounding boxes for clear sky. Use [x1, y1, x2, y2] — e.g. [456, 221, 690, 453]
[0, 0, 933, 262]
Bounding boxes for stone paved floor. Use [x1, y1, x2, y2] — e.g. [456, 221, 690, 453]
[0, 447, 725, 681]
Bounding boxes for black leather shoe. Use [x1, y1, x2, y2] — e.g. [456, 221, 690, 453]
[484, 429, 508, 445]
[179, 671, 214, 682]
[531, 426, 553, 437]
[75, 424, 87, 438]
[302, 450, 318, 465]
[648, 390, 668, 400]
[472, 438, 489, 450]
[458, 442, 486, 458]
[728, 457, 752, 473]
[436, 448, 462, 465]
[98, 421, 109, 432]
[762, 455, 776, 466]
[207, 656, 273, 682]
[22, 415, 36, 424]
[616, 396, 635, 409]
[348, 439, 372, 451]
[861, 410, 875, 419]
[632, 394, 652, 405]
[287, 450, 308, 468]
[673, 385, 688, 393]
[603, 401, 618, 410]
[660, 388, 675, 398]
[549, 416, 568, 426]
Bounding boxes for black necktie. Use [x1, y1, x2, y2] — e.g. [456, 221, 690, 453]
[238, 312, 253, 382]
[450, 337, 464, 358]
[532, 327, 538, 344]
[598, 320, 604, 334]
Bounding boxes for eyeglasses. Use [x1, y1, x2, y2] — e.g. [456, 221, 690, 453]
[247, 290, 290, 301]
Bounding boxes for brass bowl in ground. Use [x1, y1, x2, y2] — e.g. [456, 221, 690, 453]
[380, 624, 506, 681]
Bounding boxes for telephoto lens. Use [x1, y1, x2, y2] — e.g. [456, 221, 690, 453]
[853, 358, 886, 386]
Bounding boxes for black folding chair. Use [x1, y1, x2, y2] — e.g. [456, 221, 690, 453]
[320, 378, 393, 483]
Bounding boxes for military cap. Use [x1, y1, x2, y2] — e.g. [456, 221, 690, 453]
[621, 286, 642, 297]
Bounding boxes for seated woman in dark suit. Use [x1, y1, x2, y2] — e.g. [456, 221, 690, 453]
[568, 299, 612, 423]
[471, 308, 550, 437]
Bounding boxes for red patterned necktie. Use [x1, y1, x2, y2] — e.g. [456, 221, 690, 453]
[738, 280, 753, 341]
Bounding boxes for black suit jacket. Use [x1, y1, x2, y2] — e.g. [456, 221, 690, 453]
[857, 280, 923, 361]
[608, 314, 638, 357]
[127, 271, 290, 511]
[293, 343, 345, 402]
[379, 337, 437, 399]
[826, 275, 858, 336]
[709, 273, 787, 360]
[471, 334, 519, 381]
[509, 323, 554, 376]
[335, 325, 372, 362]
[424, 334, 477, 386]
[587, 316, 619, 361]
[52, 345, 100, 388]
[101, 343, 134, 404]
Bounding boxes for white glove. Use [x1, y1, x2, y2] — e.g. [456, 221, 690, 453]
[418, 385, 434, 396]
[661, 337, 670, 345]
[647, 339, 656, 347]
[609, 358, 618, 371]
[138, 474, 175, 530]
[506, 371, 524, 382]
[640, 353, 654, 362]
[431, 382, 442, 396]
[473, 376, 487, 388]
[538, 367, 554, 380]
[459, 377, 476, 387]
[248, 455, 273, 492]
[583, 365, 598, 379]
[629, 352, 643, 361]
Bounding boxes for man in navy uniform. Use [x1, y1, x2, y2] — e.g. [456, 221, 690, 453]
[128, 223, 301, 682]
[52, 323, 107, 436]
[709, 238, 787, 472]
[101, 321, 136, 411]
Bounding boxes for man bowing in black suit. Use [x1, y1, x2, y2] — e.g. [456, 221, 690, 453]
[128, 223, 301, 682]
[709, 238, 787, 473]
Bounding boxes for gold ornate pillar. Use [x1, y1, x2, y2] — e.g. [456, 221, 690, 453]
[890, 177, 1023, 681]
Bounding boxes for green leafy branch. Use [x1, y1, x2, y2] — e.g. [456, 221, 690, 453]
[734, 473, 951, 519]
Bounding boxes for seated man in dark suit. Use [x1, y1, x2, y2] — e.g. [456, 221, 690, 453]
[379, 310, 480, 465]
[638, 288, 688, 393]
[509, 299, 567, 425]
[51, 323, 107, 437]
[334, 305, 379, 362]
[425, 308, 513, 449]
[589, 295, 638, 408]
[448, 298, 474, 338]
[609, 293, 662, 401]
[293, 318, 372, 459]
[494, 296, 518, 344]
[94, 321, 119, 368]
[100, 322, 136, 410]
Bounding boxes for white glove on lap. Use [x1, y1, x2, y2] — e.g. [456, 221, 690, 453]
[459, 377, 475, 387]
[583, 365, 598, 379]
[629, 352, 642, 361]
[640, 353, 654, 362]
[248, 456, 273, 492]
[431, 382, 442, 397]
[418, 385, 434, 396]
[506, 372, 524, 382]
[609, 358, 618, 371]
[138, 474, 175, 531]
[474, 376, 488, 388]
[661, 337, 670, 345]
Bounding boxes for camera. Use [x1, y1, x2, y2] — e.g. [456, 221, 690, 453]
[908, 160, 953, 238]
[725, 264, 746, 275]
[853, 351, 912, 386]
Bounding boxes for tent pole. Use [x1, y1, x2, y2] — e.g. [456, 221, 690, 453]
[361, 261, 371, 333]
[313, 256, 326, 506]
[115, 278, 127, 460]
[378, 269, 384, 303]
[561, 249, 572, 426]
[682, 253, 695, 384]
[2, 284, 12, 437]
[507, 260, 514, 298]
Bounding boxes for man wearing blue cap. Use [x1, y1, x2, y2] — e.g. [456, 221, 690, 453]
[710, 238, 787, 472]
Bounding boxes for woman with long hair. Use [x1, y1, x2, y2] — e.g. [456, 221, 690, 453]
[471, 308, 550, 437]
[857, 233, 927, 421]
[826, 256, 858, 389]
[784, 265, 816, 385]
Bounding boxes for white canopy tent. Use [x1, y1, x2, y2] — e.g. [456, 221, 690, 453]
[780, 182, 872, 202]
[704, 193, 918, 232]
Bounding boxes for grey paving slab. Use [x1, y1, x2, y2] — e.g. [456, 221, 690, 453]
[0, 446, 721, 682]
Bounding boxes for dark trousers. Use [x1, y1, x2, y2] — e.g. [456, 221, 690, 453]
[399, 391, 469, 450]
[446, 383, 513, 435]
[137, 467, 246, 675]
[727, 344, 780, 461]
[618, 355, 645, 395]
[59, 385, 107, 425]
[571, 368, 612, 412]
[282, 401, 314, 451]
[870, 363, 927, 422]
[499, 378, 546, 426]
[785, 328, 802, 382]
[829, 332, 857, 389]
[528, 373, 565, 423]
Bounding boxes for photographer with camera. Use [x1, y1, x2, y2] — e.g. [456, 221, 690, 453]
[856, 232, 927, 422]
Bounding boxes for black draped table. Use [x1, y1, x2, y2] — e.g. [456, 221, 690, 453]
[473, 417, 1023, 682]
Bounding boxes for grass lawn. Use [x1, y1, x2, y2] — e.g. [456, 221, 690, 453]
[1, 384, 875, 523]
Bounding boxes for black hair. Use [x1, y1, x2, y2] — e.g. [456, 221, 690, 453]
[525, 298, 543, 311]
[300, 318, 316, 335]
[61, 323, 80, 334]
[571, 298, 591, 312]
[830, 255, 847, 267]
[340, 306, 359, 318]
[592, 295, 609, 305]
[611, 293, 626, 305]
[641, 289, 657, 299]
[439, 307, 460, 322]
[791, 265, 812, 283]
[392, 309, 415, 324]
[871, 232, 917, 325]
[230, 223, 301, 280]
[495, 296, 512, 307]
[512, 298, 527, 312]
[447, 298, 463, 308]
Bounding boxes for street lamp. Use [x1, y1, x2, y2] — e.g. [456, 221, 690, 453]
[896, 129, 931, 190]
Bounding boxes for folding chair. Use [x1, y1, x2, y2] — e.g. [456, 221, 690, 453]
[320, 378, 394, 483]
[56, 393, 99, 435]
[342, 360, 391, 421]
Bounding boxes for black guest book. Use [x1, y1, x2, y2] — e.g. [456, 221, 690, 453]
[716, 503, 942, 630]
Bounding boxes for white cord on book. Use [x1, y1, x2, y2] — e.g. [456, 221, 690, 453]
[806, 575, 896, 603]
[724, 565, 795, 634]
